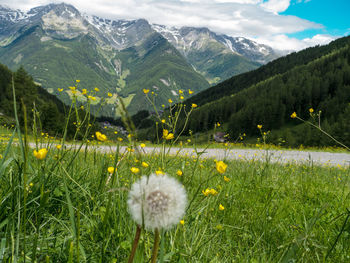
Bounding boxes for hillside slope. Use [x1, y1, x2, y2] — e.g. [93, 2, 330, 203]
[184, 37, 350, 147]
[187, 36, 350, 107]
[0, 64, 92, 137]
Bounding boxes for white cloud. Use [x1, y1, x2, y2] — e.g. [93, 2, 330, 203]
[0, 0, 334, 51]
[260, 0, 291, 13]
[256, 34, 337, 51]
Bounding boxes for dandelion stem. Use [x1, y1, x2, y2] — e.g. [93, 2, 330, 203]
[151, 228, 160, 263]
[128, 225, 142, 263]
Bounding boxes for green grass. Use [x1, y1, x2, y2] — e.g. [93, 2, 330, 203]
[0, 135, 349, 262]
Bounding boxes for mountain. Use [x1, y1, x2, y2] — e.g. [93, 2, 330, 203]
[152, 24, 279, 83]
[0, 4, 208, 116]
[0, 3, 278, 117]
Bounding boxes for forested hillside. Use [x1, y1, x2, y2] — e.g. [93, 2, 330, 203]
[187, 36, 350, 107]
[0, 64, 92, 137]
[184, 40, 350, 147]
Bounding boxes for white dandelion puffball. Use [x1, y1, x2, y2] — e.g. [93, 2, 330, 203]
[128, 173, 187, 230]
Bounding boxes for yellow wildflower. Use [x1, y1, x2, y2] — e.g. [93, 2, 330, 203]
[130, 167, 140, 174]
[180, 96, 184, 100]
[33, 148, 48, 160]
[216, 161, 227, 174]
[76, 80, 80, 83]
[107, 167, 115, 174]
[224, 176, 230, 182]
[95, 132, 107, 142]
[191, 103, 197, 108]
[82, 89, 87, 95]
[161, 119, 166, 123]
[291, 112, 297, 118]
[155, 169, 164, 175]
[108, 92, 112, 97]
[56, 144, 62, 150]
[176, 170, 183, 176]
[141, 162, 149, 168]
[180, 220, 185, 225]
[94, 87, 99, 92]
[143, 89, 149, 94]
[58, 88, 63, 92]
[216, 122, 221, 127]
[163, 129, 174, 140]
[88, 95, 96, 101]
[219, 204, 225, 211]
[257, 124, 262, 129]
[309, 108, 314, 113]
[202, 189, 211, 196]
[210, 189, 218, 195]
[179, 89, 183, 94]
[188, 89, 194, 95]
[168, 99, 173, 103]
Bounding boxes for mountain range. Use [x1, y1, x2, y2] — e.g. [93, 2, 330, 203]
[0, 3, 280, 116]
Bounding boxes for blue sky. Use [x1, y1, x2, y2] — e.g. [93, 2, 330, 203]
[282, 0, 350, 39]
[1, 0, 348, 51]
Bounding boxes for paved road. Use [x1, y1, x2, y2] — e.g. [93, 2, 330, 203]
[28, 142, 350, 166]
[91, 145, 350, 167]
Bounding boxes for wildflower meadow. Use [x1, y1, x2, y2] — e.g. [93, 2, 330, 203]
[0, 80, 349, 262]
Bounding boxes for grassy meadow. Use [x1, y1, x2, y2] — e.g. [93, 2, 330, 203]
[1, 81, 350, 263]
[0, 124, 350, 262]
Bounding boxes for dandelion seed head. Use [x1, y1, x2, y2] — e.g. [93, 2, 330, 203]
[128, 173, 187, 230]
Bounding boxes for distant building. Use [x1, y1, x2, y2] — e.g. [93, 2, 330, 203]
[214, 132, 226, 143]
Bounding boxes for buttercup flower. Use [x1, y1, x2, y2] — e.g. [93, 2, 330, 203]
[291, 112, 297, 118]
[163, 129, 174, 140]
[108, 167, 115, 174]
[155, 169, 164, 175]
[216, 161, 227, 174]
[96, 132, 107, 142]
[33, 148, 48, 160]
[191, 103, 197, 108]
[257, 124, 262, 129]
[128, 173, 187, 230]
[143, 89, 150, 94]
[130, 167, 140, 174]
[141, 162, 149, 168]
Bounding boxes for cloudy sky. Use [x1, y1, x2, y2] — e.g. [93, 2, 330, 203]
[1, 0, 349, 51]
